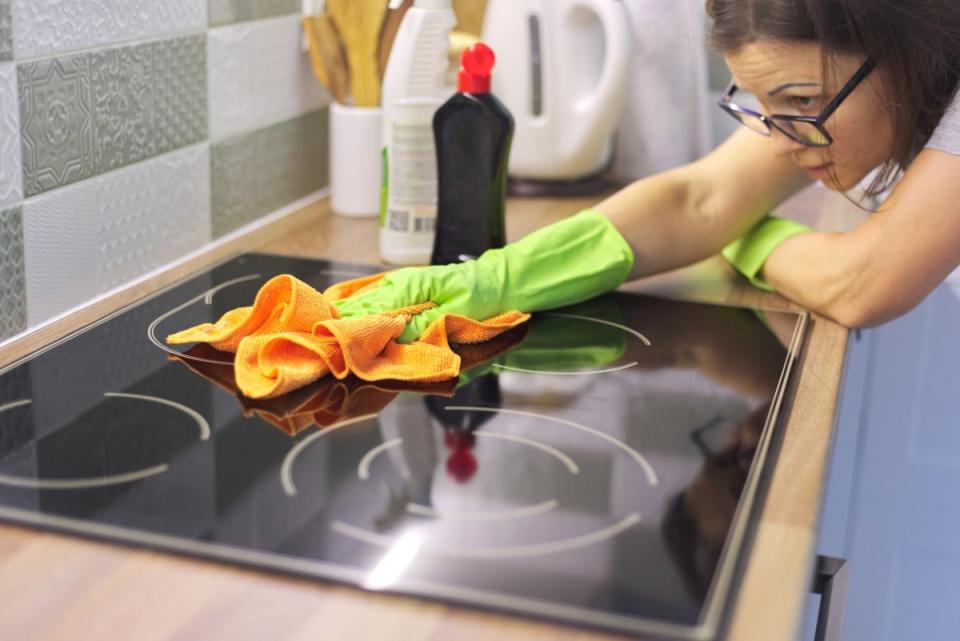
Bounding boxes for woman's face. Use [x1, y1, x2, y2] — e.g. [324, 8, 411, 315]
[724, 40, 895, 192]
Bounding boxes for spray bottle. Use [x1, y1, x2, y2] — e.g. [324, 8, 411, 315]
[378, 0, 457, 265]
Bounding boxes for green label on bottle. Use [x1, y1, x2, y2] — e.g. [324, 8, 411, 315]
[379, 147, 388, 228]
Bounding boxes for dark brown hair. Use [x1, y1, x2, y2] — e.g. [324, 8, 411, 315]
[707, 0, 960, 197]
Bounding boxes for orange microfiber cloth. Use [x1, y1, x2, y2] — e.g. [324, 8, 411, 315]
[166, 272, 530, 400]
[169, 329, 527, 436]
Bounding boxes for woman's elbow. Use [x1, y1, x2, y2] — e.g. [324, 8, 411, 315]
[825, 290, 921, 329]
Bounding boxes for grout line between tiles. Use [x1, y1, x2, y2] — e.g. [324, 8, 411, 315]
[12, 27, 208, 65]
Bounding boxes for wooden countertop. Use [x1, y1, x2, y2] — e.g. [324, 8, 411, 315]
[0, 189, 863, 641]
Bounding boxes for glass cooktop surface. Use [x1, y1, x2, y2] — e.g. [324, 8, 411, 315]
[0, 253, 806, 640]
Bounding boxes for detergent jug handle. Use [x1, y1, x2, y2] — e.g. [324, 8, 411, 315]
[565, 0, 633, 163]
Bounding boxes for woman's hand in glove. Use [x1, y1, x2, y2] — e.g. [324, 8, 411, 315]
[333, 209, 635, 342]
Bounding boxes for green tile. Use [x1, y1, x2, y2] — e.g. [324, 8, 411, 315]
[0, 0, 11, 62]
[209, 0, 300, 27]
[211, 108, 328, 238]
[0, 204, 26, 341]
[19, 35, 207, 197]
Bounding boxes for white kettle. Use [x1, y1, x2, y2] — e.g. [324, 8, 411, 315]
[482, 0, 633, 181]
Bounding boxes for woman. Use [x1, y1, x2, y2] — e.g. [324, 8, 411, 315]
[336, 0, 960, 340]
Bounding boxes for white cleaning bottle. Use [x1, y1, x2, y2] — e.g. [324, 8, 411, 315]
[379, 0, 457, 265]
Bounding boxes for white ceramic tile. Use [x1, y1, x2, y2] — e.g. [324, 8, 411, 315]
[23, 144, 211, 326]
[208, 14, 327, 141]
[0, 63, 21, 208]
[12, 0, 207, 59]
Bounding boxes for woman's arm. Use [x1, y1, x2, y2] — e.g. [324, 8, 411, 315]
[762, 149, 960, 327]
[595, 128, 811, 281]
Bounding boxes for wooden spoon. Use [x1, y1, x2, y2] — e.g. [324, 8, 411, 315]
[326, 0, 390, 107]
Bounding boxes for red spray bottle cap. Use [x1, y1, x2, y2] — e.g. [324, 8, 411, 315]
[458, 42, 495, 94]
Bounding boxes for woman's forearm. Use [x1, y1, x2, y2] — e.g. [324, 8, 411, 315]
[763, 150, 960, 328]
[760, 231, 862, 323]
[595, 169, 751, 282]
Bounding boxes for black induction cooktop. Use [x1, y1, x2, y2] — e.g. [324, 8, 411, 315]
[0, 253, 806, 640]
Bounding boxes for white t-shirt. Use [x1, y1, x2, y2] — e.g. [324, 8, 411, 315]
[926, 90, 960, 155]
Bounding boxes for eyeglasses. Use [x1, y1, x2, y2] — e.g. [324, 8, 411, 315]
[718, 58, 877, 148]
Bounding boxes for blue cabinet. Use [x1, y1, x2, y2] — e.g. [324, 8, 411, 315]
[813, 282, 960, 640]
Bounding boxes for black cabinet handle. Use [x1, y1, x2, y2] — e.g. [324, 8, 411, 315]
[812, 555, 850, 641]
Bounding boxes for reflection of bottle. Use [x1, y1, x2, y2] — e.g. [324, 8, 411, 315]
[423, 373, 502, 484]
[443, 430, 477, 484]
[375, 393, 442, 524]
[430, 43, 514, 264]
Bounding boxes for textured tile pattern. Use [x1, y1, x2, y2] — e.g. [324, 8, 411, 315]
[212, 108, 327, 238]
[153, 36, 209, 155]
[209, 0, 299, 27]
[19, 35, 207, 197]
[0, 0, 11, 62]
[208, 14, 328, 140]
[23, 145, 211, 325]
[0, 205, 27, 341]
[0, 63, 21, 208]
[12, 0, 207, 59]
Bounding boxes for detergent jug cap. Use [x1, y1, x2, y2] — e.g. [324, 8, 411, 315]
[458, 43, 495, 94]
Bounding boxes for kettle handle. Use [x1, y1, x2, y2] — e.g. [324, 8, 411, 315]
[565, 0, 633, 158]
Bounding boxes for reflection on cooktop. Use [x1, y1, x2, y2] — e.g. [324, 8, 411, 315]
[0, 253, 806, 640]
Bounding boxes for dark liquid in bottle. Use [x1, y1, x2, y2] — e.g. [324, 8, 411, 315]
[430, 92, 514, 265]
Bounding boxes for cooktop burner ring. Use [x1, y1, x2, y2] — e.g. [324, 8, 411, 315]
[0, 393, 210, 491]
[543, 312, 652, 345]
[0, 399, 31, 413]
[148, 274, 263, 365]
[148, 269, 376, 365]
[404, 499, 559, 522]
[445, 406, 659, 487]
[281, 413, 379, 496]
[331, 512, 644, 561]
[357, 431, 580, 481]
[492, 362, 639, 376]
[491, 312, 652, 377]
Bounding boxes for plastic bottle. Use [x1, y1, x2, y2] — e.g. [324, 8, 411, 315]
[430, 43, 514, 265]
[379, 0, 457, 265]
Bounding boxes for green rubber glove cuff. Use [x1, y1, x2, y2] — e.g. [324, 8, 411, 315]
[720, 216, 811, 292]
[479, 208, 635, 313]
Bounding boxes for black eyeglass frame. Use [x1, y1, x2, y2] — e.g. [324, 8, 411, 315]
[718, 57, 877, 148]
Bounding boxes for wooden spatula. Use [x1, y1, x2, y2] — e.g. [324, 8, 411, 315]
[326, 0, 390, 107]
[453, 0, 488, 36]
[377, 0, 414, 79]
[302, 14, 350, 104]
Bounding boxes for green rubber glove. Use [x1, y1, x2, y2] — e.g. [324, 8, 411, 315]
[334, 209, 634, 342]
[720, 215, 811, 292]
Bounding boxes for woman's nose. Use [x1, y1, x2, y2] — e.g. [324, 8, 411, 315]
[769, 127, 807, 156]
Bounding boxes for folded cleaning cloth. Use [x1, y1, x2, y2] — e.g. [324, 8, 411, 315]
[166, 273, 530, 400]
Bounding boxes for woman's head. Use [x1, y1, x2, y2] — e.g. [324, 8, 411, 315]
[707, 0, 960, 196]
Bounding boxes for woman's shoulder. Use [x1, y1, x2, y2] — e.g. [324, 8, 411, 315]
[926, 89, 960, 156]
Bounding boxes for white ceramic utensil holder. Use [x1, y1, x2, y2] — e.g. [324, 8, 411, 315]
[329, 103, 382, 217]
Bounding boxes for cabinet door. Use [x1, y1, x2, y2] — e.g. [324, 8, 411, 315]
[839, 283, 960, 640]
[818, 327, 873, 562]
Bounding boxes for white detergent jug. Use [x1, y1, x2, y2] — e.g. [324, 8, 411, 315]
[482, 0, 633, 182]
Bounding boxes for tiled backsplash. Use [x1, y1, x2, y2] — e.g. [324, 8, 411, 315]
[0, 1, 330, 342]
[0, 2, 10, 62]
